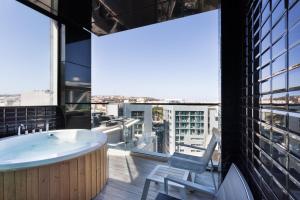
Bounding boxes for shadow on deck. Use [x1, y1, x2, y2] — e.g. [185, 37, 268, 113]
[95, 149, 218, 200]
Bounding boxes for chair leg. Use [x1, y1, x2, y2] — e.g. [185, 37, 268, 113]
[141, 179, 151, 200]
[179, 187, 187, 200]
[191, 172, 196, 183]
[210, 159, 217, 191]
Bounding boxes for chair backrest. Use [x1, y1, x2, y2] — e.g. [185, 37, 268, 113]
[201, 129, 220, 166]
[216, 164, 254, 200]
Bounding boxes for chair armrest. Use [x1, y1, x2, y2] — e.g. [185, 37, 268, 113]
[176, 143, 207, 151]
[168, 156, 206, 174]
[164, 175, 215, 197]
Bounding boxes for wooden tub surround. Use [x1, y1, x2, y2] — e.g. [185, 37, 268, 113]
[0, 144, 108, 200]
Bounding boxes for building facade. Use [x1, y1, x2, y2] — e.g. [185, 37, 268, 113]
[163, 105, 219, 155]
[123, 104, 152, 135]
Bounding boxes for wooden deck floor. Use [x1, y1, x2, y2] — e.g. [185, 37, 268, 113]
[94, 149, 217, 200]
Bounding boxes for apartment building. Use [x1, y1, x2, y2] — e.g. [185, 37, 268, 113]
[163, 105, 219, 155]
[123, 104, 152, 135]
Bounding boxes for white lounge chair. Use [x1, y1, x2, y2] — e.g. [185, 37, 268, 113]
[163, 163, 254, 200]
[168, 128, 221, 189]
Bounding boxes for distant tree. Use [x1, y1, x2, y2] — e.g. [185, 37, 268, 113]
[152, 106, 163, 121]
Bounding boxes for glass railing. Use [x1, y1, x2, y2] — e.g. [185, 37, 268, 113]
[91, 103, 221, 163]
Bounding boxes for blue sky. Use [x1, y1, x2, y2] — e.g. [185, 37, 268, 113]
[0, 0, 50, 94]
[92, 10, 219, 102]
[0, 0, 219, 102]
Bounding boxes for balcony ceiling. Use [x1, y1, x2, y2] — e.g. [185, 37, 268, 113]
[17, 0, 218, 36]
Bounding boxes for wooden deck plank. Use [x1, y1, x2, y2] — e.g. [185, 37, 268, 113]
[27, 168, 39, 200]
[96, 149, 101, 193]
[91, 152, 97, 197]
[39, 167, 50, 200]
[78, 156, 86, 200]
[15, 170, 27, 200]
[85, 154, 92, 200]
[96, 149, 216, 200]
[69, 159, 78, 200]
[50, 164, 61, 200]
[0, 173, 3, 200]
[3, 172, 15, 200]
[60, 161, 70, 200]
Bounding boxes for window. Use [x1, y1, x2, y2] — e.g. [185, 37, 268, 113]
[0, 0, 56, 106]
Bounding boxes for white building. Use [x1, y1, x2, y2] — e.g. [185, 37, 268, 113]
[20, 90, 52, 106]
[106, 103, 123, 117]
[0, 95, 20, 106]
[163, 105, 219, 156]
[123, 104, 152, 135]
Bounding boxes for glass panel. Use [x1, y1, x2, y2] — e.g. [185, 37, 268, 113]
[261, 64, 271, 79]
[272, 36, 286, 59]
[262, 34, 271, 52]
[262, 0, 269, 8]
[261, 79, 271, 93]
[289, 91, 300, 112]
[261, 94, 271, 104]
[272, 178, 289, 200]
[254, 18, 261, 34]
[289, 177, 300, 200]
[0, 1, 55, 106]
[289, 1, 300, 28]
[272, 53, 286, 74]
[272, 127, 287, 148]
[254, 44, 260, 58]
[254, 32, 260, 46]
[272, 0, 285, 25]
[261, 151, 273, 169]
[261, 123, 271, 139]
[262, 49, 271, 66]
[271, 144, 287, 168]
[65, 104, 91, 128]
[272, 92, 287, 105]
[272, 0, 280, 8]
[289, 67, 300, 90]
[272, 110, 286, 128]
[289, 22, 300, 48]
[65, 63, 91, 84]
[289, 44, 300, 68]
[262, 3, 271, 22]
[289, 0, 297, 7]
[272, 92, 287, 110]
[261, 109, 272, 123]
[253, 4, 261, 22]
[289, 113, 300, 134]
[289, 154, 300, 182]
[272, 72, 286, 92]
[262, 18, 271, 38]
[272, 15, 286, 43]
[260, 136, 271, 155]
[65, 88, 91, 104]
[289, 133, 300, 158]
[272, 162, 287, 187]
[65, 38, 91, 67]
[260, 164, 273, 184]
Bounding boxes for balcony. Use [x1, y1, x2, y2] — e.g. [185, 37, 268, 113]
[95, 149, 218, 200]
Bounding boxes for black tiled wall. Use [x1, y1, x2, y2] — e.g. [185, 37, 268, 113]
[242, 0, 300, 199]
[0, 106, 64, 138]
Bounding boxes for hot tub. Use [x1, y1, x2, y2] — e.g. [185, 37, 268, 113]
[0, 129, 108, 200]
